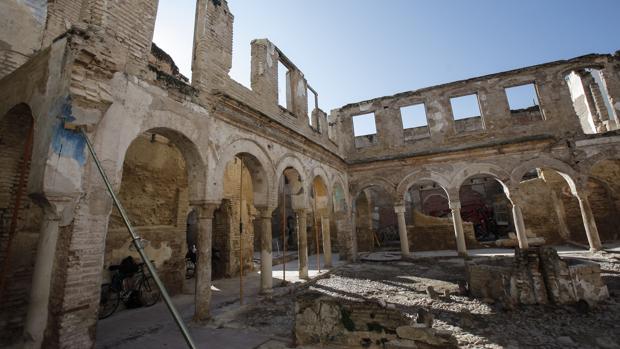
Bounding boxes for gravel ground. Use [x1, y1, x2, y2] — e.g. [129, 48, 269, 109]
[220, 251, 620, 348]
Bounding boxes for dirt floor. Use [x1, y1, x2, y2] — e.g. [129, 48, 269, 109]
[96, 248, 620, 348]
[226, 250, 620, 348]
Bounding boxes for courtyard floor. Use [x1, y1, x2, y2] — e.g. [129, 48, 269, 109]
[96, 246, 620, 349]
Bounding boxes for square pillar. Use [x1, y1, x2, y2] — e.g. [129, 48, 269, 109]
[192, 202, 219, 322]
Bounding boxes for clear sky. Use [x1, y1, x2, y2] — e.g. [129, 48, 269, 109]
[153, 0, 619, 123]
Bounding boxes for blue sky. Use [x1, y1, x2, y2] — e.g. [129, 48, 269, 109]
[153, 0, 619, 135]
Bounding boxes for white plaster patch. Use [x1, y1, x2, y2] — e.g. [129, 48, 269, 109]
[44, 155, 82, 194]
[124, 81, 154, 115]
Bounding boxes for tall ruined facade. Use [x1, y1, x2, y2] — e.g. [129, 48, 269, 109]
[0, 0, 619, 348]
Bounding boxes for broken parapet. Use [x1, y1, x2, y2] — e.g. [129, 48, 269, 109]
[465, 247, 609, 306]
[295, 290, 457, 348]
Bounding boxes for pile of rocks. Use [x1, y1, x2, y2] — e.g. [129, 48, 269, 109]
[295, 289, 458, 348]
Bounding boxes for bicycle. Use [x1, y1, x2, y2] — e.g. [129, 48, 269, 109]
[98, 259, 161, 319]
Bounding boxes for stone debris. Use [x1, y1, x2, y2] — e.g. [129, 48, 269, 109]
[466, 247, 609, 306]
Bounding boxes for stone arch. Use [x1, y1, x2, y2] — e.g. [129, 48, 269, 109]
[210, 138, 275, 207]
[509, 157, 579, 194]
[577, 150, 620, 175]
[351, 177, 397, 203]
[308, 165, 332, 202]
[274, 153, 308, 207]
[451, 163, 511, 197]
[396, 169, 451, 202]
[92, 110, 209, 202]
[331, 174, 349, 212]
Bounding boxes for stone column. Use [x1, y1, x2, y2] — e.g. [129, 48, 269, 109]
[257, 207, 274, 294]
[508, 193, 529, 250]
[394, 205, 411, 257]
[350, 209, 358, 261]
[449, 200, 468, 257]
[321, 216, 332, 267]
[23, 202, 62, 349]
[575, 191, 603, 251]
[295, 209, 309, 279]
[193, 202, 219, 322]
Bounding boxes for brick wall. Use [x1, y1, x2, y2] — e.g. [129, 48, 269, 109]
[104, 134, 189, 294]
[212, 160, 256, 278]
[0, 106, 42, 345]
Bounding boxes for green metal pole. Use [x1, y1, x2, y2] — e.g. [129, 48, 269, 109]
[80, 129, 197, 349]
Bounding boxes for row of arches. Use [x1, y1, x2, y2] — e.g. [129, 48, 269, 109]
[0, 103, 351, 346]
[351, 158, 619, 258]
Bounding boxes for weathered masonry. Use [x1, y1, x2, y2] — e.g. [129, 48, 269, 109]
[0, 0, 619, 348]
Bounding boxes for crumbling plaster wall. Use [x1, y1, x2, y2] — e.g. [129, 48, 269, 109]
[104, 133, 189, 294]
[335, 54, 619, 163]
[0, 0, 47, 80]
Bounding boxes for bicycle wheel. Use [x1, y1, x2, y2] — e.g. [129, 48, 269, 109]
[138, 276, 161, 307]
[98, 283, 120, 319]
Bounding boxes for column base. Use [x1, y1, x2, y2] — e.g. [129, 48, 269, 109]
[259, 288, 274, 297]
[458, 251, 468, 258]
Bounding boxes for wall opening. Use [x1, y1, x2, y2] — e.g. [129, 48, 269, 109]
[400, 103, 430, 141]
[354, 187, 396, 253]
[352, 113, 377, 148]
[450, 94, 483, 132]
[278, 61, 290, 109]
[151, 0, 196, 80]
[565, 68, 618, 134]
[458, 175, 512, 243]
[505, 83, 543, 122]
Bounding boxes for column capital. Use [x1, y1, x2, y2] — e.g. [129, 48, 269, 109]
[255, 205, 276, 218]
[394, 205, 406, 214]
[294, 208, 308, 215]
[448, 200, 461, 210]
[190, 200, 220, 218]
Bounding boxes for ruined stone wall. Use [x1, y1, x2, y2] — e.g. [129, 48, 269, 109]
[104, 134, 189, 294]
[0, 0, 47, 79]
[518, 178, 565, 244]
[335, 55, 618, 163]
[407, 210, 478, 251]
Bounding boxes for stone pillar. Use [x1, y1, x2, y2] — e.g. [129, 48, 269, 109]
[295, 209, 309, 279]
[193, 202, 219, 322]
[257, 207, 274, 294]
[350, 209, 358, 261]
[23, 203, 62, 348]
[448, 200, 468, 257]
[575, 191, 603, 251]
[508, 193, 529, 250]
[394, 205, 410, 257]
[321, 216, 332, 267]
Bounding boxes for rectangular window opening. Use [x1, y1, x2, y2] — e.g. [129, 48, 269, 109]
[401, 103, 428, 129]
[152, 0, 196, 81]
[278, 61, 289, 109]
[352, 113, 377, 136]
[505, 83, 540, 112]
[307, 87, 315, 126]
[450, 94, 482, 120]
